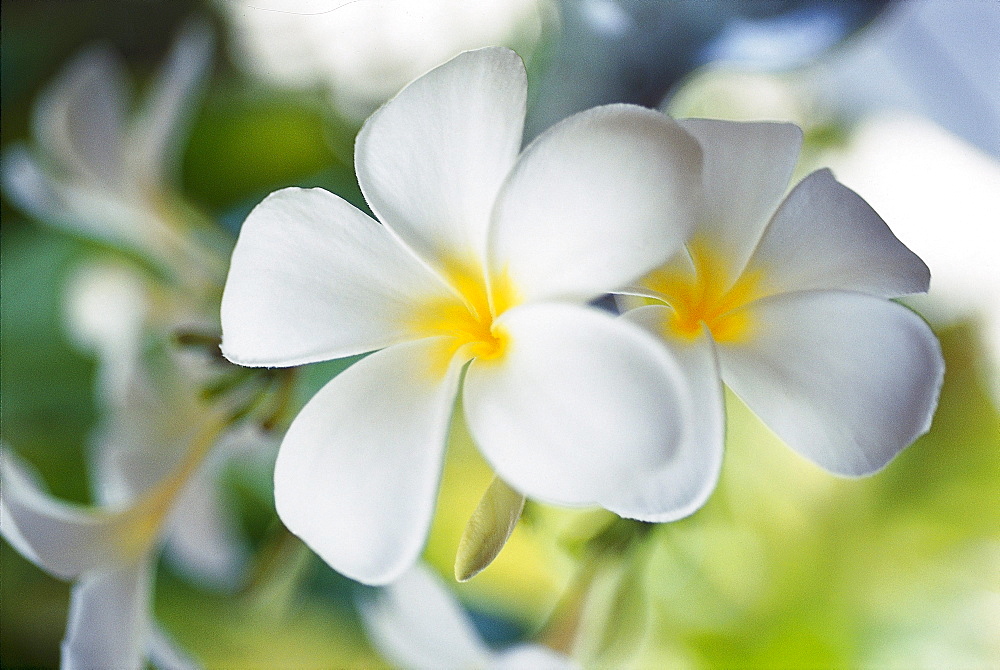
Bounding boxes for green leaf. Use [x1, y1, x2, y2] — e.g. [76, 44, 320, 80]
[454, 476, 525, 582]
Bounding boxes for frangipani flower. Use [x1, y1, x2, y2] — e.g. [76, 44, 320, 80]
[64, 262, 151, 407]
[221, 47, 704, 584]
[0, 430, 211, 669]
[0, 367, 263, 666]
[89, 370, 261, 589]
[616, 119, 944, 520]
[1, 20, 224, 285]
[360, 564, 576, 669]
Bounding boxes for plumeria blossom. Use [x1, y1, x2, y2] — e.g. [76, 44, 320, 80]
[1, 20, 225, 287]
[615, 119, 944, 520]
[63, 256, 227, 412]
[0, 364, 266, 667]
[360, 564, 576, 669]
[221, 47, 704, 584]
[0, 431, 210, 669]
[63, 262, 151, 406]
[88, 369, 264, 590]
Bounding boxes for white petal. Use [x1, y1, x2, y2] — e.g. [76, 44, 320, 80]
[678, 118, 802, 283]
[494, 645, 579, 670]
[274, 338, 463, 584]
[1, 145, 70, 222]
[605, 306, 725, 521]
[62, 561, 151, 670]
[490, 106, 701, 303]
[356, 47, 525, 268]
[744, 169, 931, 299]
[131, 19, 213, 185]
[0, 450, 143, 579]
[360, 565, 492, 670]
[718, 291, 944, 476]
[33, 45, 126, 185]
[463, 303, 691, 506]
[221, 187, 453, 367]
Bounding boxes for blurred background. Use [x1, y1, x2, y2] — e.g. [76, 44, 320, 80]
[2, 0, 997, 667]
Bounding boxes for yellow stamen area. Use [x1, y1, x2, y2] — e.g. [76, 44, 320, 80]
[640, 238, 762, 344]
[408, 258, 519, 377]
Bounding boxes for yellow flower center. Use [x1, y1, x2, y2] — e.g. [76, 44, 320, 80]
[639, 238, 762, 344]
[409, 258, 518, 376]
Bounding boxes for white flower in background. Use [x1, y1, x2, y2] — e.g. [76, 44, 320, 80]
[0, 413, 223, 670]
[0, 359, 271, 666]
[1, 449, 202, 670]
[89, 371, 265, 590]
[615, 119, 944, 520]
[221, 0, 551, 123]
[0, 450, 191, 670]
[1, 20, 224, 285]
[361, 564, 577, 669]
[221, 47, 703, 584]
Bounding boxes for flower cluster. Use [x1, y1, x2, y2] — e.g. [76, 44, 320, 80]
[2, 31, 945, 669]
[220, 47, 943, 587]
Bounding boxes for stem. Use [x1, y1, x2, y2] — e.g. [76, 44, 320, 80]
[537, 557, 602, 654]
[536, 518, 655, 654]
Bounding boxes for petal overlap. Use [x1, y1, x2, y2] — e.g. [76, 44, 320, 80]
[678, 119, 802, 283]
[490, 105, 702, 303]
[463, 303, 692, 506]
[0, 450, 146, 579]
[606, 306, 725, 521]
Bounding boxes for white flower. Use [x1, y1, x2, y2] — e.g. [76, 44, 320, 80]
[616, 119, 945, 520]
[361, 564, 576, 669]
[1, 21, 222, 284]
[0, 371, 265, 666]
[222, 0, 551, 123]
[89, 371, 263, 590]
[0, 435, 209, 670]
[63, 257, 225, 409]
[221, 47, 703, 584]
